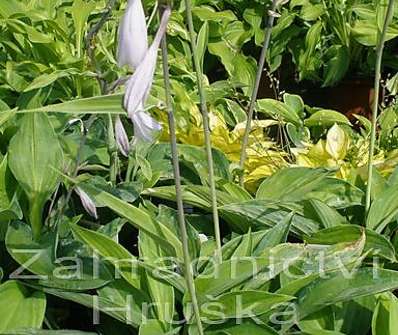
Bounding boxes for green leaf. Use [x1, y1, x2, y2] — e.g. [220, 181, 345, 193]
[192, 7, 236, 23]
[6, 19, 53, 43]
[139, 320, 180, 335]
[298, 21, 322, 80]
[220, 200, 321, 236]
[352, 20, 398, 46]
[256, 167, 329, 201]
[143, 185, 236, 210]
[296, 268, 398, 320]
[6, 219, 112, 291]
[300, 233, 366, 275]
[376, 0, 395, 35]
[8, 113, 63, 239]
[23, 70, 78, 92]
[139, 232, 175, 323]
[0, 0, 26, 17]
[195, 243, 305, 300]
[301, 4, 325, 20]
[0, 281, 46, 332]
[323, 46, 350, 87]
[71, 0, 96, 57]
[283, 93, 305, 117]
[298, 307, 339, 335]
[257, 99, 302, 126]
[366, 185, 398, 233]
[69, 222, 140, 288]
[306, 199, 348, 228]
[221, 182, 253, 202]
[334, 296, 376, 335]
[41, 287, 141, 326]
[17, 94, 126, 115]
[200, 290, 294, 320]
[305, 225, 396, 262]
[179, 145, 231, 183]
[231, 228, 253, 258]
[206, 321, 278, 335]
[253, 212, 293, 254]
[78, 182, 183, 260]
[4, 330, 97, 335]
[98, 279, 150, 327]
[0, 155, 22, 221]
[136, 155, 153, 181]
[243, 7, 264, 46]
[305, 110, 351, 127]
[6, 221, 56, 276]
[372, 292, 398, 335]
[231, 54, 257, 95]
[196, 21, 209, 72]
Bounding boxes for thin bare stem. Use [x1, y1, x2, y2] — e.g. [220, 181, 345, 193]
[86, 0, 119, 185]
[107, 114, 118, 184]
[86, 0, 117, 93]
[239, 1, 278, 186]
[184, 0, 222, 264]
[365, 0, 395, 214]
[159, 5, 204, 334]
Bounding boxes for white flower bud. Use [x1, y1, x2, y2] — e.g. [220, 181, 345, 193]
[117, 0, 148, 69]
[114, 116, 130, 156]
[75, 187, 98, 219]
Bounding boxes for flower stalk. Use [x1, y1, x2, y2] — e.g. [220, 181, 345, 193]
[184, 0, 222, 264]
[159, 5, 204, 333]
[365, 0, 395, 214]
[86, 0, 119, 185]
[107, 114, 118, 184]
[238, 0, 278, 187]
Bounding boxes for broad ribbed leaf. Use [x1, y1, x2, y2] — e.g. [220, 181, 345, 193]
[5, 330, 97, 334]
[8, 113, 63, 238]
[296, 268, 398, 319]
[256, 167, 330, 201]
[139, 231, 175, 323]
[0, 281, 46, 332]
[372, 292, 398, 335]
[17, 94, 126, 115]
[0, 155, 22, 221]
[79, 182, 183, 260]
[200, 290, 294, 320]
[305, 110, 351, 127]
[306, 199, 348, 228]
[257, 99, 301, 126]
[70, 223, 140, 288]
[256, 167, 362, 208]
[195, 244, 305, 300]
[366, 185, 398, 233]
[42, 287, 142, 326]
[6, 221, 112, 290]
[305, 225, 396, 262]
[220, 200, 321, 236]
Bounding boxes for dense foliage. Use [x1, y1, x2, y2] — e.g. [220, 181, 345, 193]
[0, 0, 398, 334]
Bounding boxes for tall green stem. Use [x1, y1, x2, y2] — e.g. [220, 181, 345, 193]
[365, 0, 395, 214]
[86, 0, 118, 185]
[107, 114, 118, 185]
[184, 0, 222, 264]
[239, 0, 278, 186]
[159, 6, 204, 334]
[29, 197, 44, 241]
